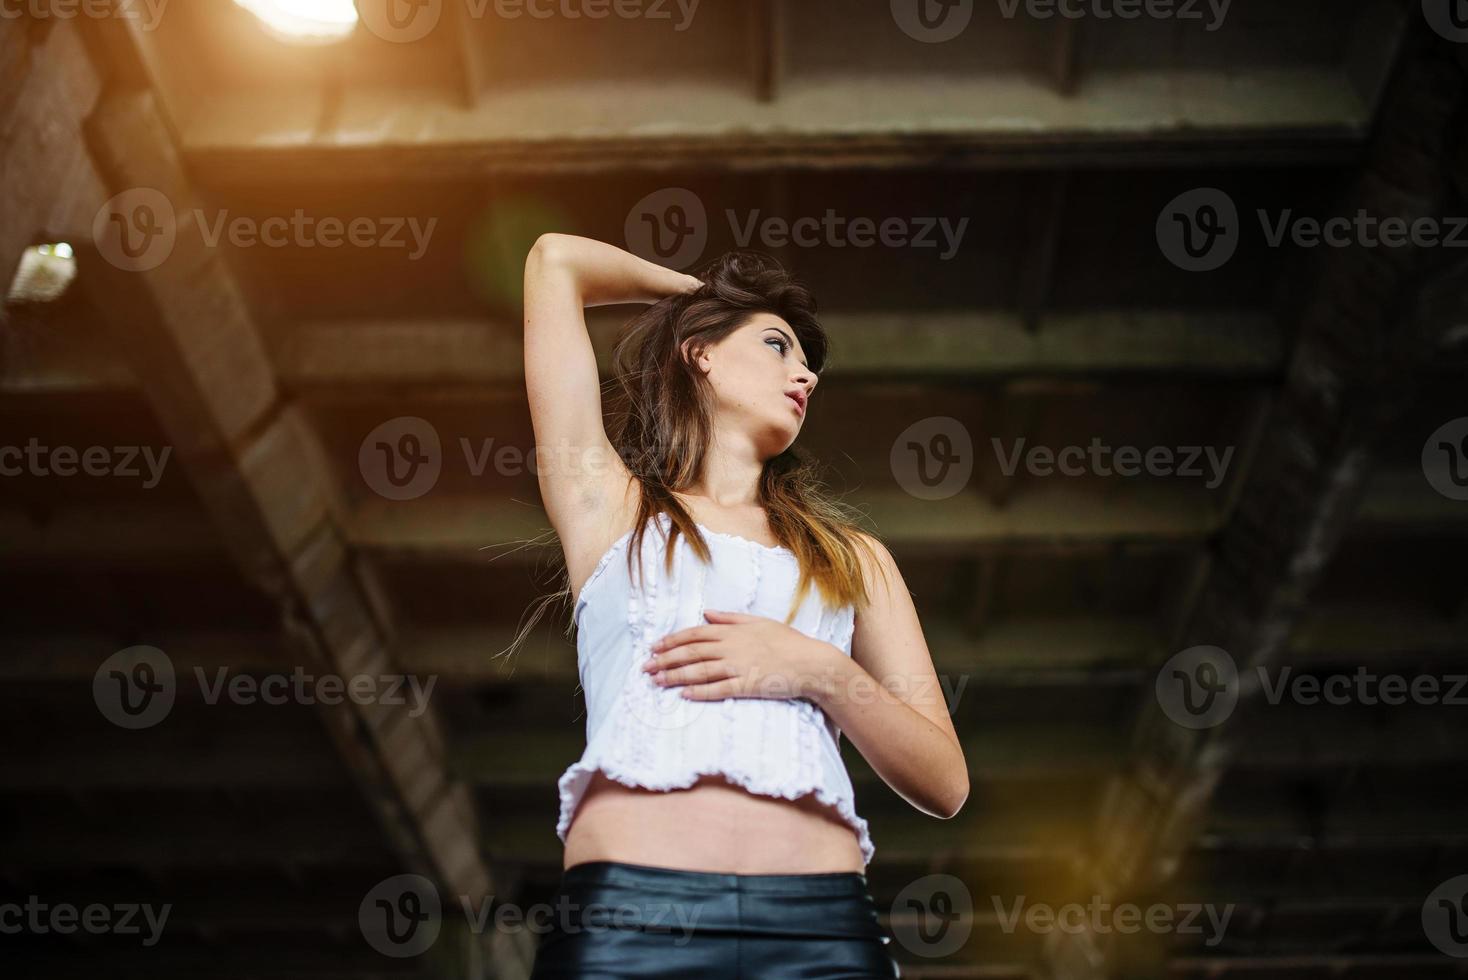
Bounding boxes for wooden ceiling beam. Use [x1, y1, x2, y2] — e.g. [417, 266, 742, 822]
[180, 68, 1371, 180]
[279, 309, 1285, 383]
[749, 0, 783, 103]
[345, 476, 1465, 565]
[2, 309, 1288, 395]
[15, 603, 1463, 687]
[448, 1, 488, 109]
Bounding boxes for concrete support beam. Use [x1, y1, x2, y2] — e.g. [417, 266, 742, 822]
[77, 86, 526, 980]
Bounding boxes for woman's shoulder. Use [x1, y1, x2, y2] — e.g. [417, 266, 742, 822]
[847, 527, 891, 564]
[846, 526, 898, 596]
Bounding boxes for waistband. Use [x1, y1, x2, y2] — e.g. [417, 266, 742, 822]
[562, 860, 869, 896]
[553, 861, 886, 940]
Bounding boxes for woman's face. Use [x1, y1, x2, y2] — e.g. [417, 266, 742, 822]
[687, 312, 818, 454]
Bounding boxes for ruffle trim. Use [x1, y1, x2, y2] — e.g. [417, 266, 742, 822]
[691, 521, 798, 558]
[556, 758, 876, 868]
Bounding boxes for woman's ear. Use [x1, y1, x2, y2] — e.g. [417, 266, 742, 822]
[680, 337, 709, 374]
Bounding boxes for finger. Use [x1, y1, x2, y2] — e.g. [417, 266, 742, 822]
[702, 609, 753, 623]
[651, 625, 718, 651]
[644, 643, 719, 672]
[657, 660, 733, 688]
[679, 678, 740, 701]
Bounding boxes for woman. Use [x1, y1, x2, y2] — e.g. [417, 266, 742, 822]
[521, 233, 969, 978]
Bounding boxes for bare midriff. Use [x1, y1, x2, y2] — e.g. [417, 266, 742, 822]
[563, 771, 866, 873]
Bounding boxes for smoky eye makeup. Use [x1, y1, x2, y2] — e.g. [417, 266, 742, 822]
[765, 329, 809, 370]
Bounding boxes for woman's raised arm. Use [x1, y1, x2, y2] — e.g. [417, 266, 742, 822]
[522, 233, 700, 541]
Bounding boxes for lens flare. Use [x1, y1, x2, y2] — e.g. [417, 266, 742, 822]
[231, 0, 358, 44]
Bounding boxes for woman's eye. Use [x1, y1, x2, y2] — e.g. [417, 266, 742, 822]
[766, 337, 788, 354]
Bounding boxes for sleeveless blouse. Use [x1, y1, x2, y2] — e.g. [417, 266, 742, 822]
[556, 511, 875, 867]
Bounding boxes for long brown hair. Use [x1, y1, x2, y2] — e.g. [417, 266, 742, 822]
[607, 249, 882, 624]
[502, 250, 885, 662]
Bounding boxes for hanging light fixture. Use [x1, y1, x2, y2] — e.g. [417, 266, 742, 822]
[231, 0, 358, 45]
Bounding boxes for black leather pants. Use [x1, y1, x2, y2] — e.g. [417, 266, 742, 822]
[528, 860, 903, 979]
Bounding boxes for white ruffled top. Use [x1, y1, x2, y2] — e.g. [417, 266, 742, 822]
[556, 510, 875, 867]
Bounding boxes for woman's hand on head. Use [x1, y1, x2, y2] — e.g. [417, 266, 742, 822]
[643, 610, 845, 703]
[662, 270, 703, 299]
